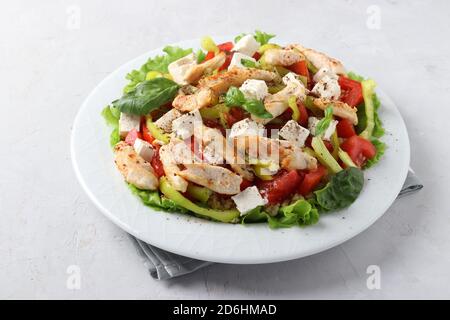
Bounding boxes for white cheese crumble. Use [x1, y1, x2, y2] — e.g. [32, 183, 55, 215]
[231, 186, 267, 215]
[239, 79, 269, 101]
[278, 120, 310, 147]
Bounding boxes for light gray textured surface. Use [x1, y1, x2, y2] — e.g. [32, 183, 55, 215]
[0, 0, 448, 299]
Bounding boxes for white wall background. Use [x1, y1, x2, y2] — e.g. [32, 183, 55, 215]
[1, 0, 449, 299]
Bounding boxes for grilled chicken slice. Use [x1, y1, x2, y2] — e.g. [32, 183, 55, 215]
[184, 52, 226, 84]
[312, 98, 358, 125]
[114, 142, 159, 190]
[154, 109, 183, 133]
[253, 81, 306, 124]
[178, 163, 243, 195]
[173, 68, 279, 112]
[193, 125, 254, 180]
[159, 140, 194, 192]
[287, 44, 346, 75]
[233, 135, 317, 171]
[263, 48, 302, 66]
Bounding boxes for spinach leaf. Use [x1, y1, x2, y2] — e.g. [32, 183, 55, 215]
[267, 199, 319, 228]
[314, 167, 364, 211]
[113, 78, 179, 115]
[225, 86, 272, 119]
[314, 106, 334, 136]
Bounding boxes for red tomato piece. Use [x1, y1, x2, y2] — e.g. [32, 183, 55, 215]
[298, 165, 328, 196]
[338, 76, 363, 107]
[125, 128, 142, 146]
[141, 123, 155, 144]
[257, 170, 302, 204]
[336, 119, 356, 138]
[204, 119, 226, 136]
[219, 52, 234, 71]
[204, 51, 215, 61]
[288, 60, 309, 77]
[297, 101, 309, 127]
[150, 145, 165, 178]
[252, 52, 261, 60]
[217, 42, 234, 52]
[226, 107, 246, 127]
[240, 179, 253, 191]
[340, 136, 376, 167]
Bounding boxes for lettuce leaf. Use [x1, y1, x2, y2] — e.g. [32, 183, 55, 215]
[234, 30, 276, 45]
[241, 207, 269, 224]
[128, 184, 188, 213]
[267, 199, 319, 228]
[124, 46, 192, 93]
[101, 105, 121, 147]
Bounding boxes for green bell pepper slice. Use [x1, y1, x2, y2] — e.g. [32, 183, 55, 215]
[160, 177, 240, 223]
[311, 137, 343, 174]
[359, 79, 377, 139]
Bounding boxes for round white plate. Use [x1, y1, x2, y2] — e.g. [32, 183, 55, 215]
[71, 38, 410, 264]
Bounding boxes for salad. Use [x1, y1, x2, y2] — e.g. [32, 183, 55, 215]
[102, 31, 386, 228]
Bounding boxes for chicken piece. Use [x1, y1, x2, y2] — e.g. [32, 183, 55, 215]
[184, 52, 226, 84]
[193, 125, 254, 180]
[113, 142, 159, 190]
[287, 44, 346, 75]
[233, 135, 317, 171]
[312, 98, 358, 125]
[199, 67, 279, 94]
[154, 109, 182, 133]
[178, 163, 243, 195]
[172, 68, 278, 112]
[263, 48, 302, 66]
[253, 81, 306, 124]
[158, 140, 193, 192]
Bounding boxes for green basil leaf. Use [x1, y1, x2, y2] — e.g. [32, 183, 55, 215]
[113, 78, 179, 115]
[196, 49, 206, 63]
[242, 100, 273, 119]
[225, 86, 246, 106]
[254, 30, 276, 46]
[241, 59, 258, 68]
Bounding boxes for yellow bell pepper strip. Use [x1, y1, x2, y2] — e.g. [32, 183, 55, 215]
[311, 136, 343, 174]
[331, 131, 340, 160]
[201, 36, 219, 54]
[287, 96, 300, 122]
[145, 117, 170, 144]
[359, 79, 377, 139]
[160, 177, 240, 223]
[258, 43, 281, 54]
[253, 165, 273, 181]
[186, 184, 212, 204]
[338, 149, 357, 168]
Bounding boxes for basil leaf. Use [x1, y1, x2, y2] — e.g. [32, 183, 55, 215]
[314, 106, 334, 136]
[225, 87, 272, 119]
[314, 167, 364, 211]
[225, 86, 246, 106]
[196, 49, 206, 63]
[241, 59, 258, 68]
[254, 30, 276, 46]
[242, 100, 273, 119]
[113, 78, 179, 115]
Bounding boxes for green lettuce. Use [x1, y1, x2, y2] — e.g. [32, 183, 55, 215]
[101, 105, 121, 147]
[128, 184, 188, 213]
[234, 30, 276, 46]
[124, 46, 192, 93]
[268, 199, 319, 228]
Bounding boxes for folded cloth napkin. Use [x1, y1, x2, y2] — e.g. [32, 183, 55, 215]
[131, 168, 423, 280]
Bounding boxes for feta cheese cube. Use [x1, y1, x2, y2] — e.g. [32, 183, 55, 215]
[279, 120, 310, 147]
[133, 138, 154, 162]
[229, 118, 264, 138]
[311, 74, 341, 100]
[313, 66, 338, 83]
[119, 112, 141, 138]
[239, 79, 269, 101]
[308, 116, 338, 141]
[167, 53, 196, 85]
[172, 110, 202, 140]
[282, 72, 304, 87]
[154, 109, 183, 133]
[231, 186, 267, 215]
[233, 34, 260, 56]
[228, 52, 256, 70]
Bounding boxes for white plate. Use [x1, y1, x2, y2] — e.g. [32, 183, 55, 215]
[71, 38, 410, 264]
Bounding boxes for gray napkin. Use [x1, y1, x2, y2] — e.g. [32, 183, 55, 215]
[131, 168, 423, 280]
